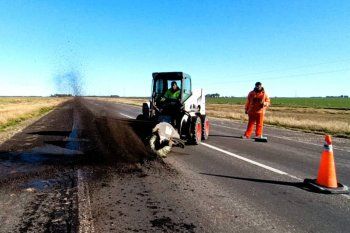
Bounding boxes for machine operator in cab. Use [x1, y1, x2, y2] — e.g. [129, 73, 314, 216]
[164, 81, 181, 100]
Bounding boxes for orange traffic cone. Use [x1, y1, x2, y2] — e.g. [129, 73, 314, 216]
[316, 135, 337, 188]
[304, 135, 349, 194]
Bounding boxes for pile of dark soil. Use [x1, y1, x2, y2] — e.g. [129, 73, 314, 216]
[76, 98, 157, 166]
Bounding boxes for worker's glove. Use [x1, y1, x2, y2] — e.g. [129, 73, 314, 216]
[160, 97, 166, 102]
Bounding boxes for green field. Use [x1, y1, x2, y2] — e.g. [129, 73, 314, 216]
[207, 97, 350, 110]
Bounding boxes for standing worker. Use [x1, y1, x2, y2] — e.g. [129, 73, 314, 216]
[243, 82, 270, 139]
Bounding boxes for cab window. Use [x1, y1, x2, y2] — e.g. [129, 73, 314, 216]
[183, 77, 191, 101]
[154, 79, 165, 95]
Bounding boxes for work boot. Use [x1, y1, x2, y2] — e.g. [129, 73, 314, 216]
[241, 135, 249, 139]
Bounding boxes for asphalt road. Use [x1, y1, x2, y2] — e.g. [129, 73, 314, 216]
[82, 98, 350, 233]
[0, 98, 349, 233]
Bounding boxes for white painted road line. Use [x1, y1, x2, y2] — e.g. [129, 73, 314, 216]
[200, 142, 289, 176]
[119, 113, 134, 119]
[77, 169, 95, 233]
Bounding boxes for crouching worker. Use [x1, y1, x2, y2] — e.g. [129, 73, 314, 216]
[243, 82, 270, 139]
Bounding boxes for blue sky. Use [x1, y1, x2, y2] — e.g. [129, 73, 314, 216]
[0, 0, 349, 97]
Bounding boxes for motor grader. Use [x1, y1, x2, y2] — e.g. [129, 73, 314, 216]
[137, 72, 209, 157]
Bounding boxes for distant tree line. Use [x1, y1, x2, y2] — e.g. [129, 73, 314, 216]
[51, 94, 72, 97]
[206, 93, 220, 98]
[326, 95, 348, 98]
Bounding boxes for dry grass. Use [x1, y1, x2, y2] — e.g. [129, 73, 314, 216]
[103, 98, 350, 138]
[0, 97, 68, 131]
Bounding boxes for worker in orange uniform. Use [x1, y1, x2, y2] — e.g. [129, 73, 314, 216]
[243, 82, 270, 139]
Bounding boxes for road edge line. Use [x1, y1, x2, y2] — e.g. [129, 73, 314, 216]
[77, 169, 95, 233]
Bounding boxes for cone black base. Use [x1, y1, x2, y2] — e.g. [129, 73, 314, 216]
[254, 137, 268, 142]
[304, 179, 349, 194]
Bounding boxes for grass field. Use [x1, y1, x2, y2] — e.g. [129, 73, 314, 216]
[207, 97, 350, 110]
[0, 97, 68, 132]
[100, 97, 350, 138]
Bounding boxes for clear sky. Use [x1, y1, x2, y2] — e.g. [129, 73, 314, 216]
[0, 0, 349, 97]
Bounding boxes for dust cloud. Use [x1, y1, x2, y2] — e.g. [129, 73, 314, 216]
[53, 69, 83, 96]
[52, 69, 155, 165]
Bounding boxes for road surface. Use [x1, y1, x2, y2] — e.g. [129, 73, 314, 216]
[0, 98, 349, 232]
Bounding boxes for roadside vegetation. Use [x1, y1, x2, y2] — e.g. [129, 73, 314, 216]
[207, 97, 350, 110]
[206, 104, 350, 138]
[0, 97, 68, 132]
[101, 97, 350, 138]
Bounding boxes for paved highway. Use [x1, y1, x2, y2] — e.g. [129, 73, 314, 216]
[83, 98, 350, 233]
[1, 98, 349, 232]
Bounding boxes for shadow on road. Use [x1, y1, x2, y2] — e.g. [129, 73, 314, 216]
[199, 172, 321, 192]
[209, 135, 244, 139]
[200, 172, 303, 187]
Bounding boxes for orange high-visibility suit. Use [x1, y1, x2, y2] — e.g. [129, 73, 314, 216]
[244, 89, 270, 138]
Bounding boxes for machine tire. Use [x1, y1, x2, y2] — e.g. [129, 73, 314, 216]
[136, 114, 144, 120]
[201, 115, 209, 140]
[190, 116, 202, 145]
[149, 134, 172, 157]
[142, 103, 150, 119]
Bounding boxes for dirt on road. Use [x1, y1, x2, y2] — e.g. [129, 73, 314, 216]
[0, 98, 205, 233]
